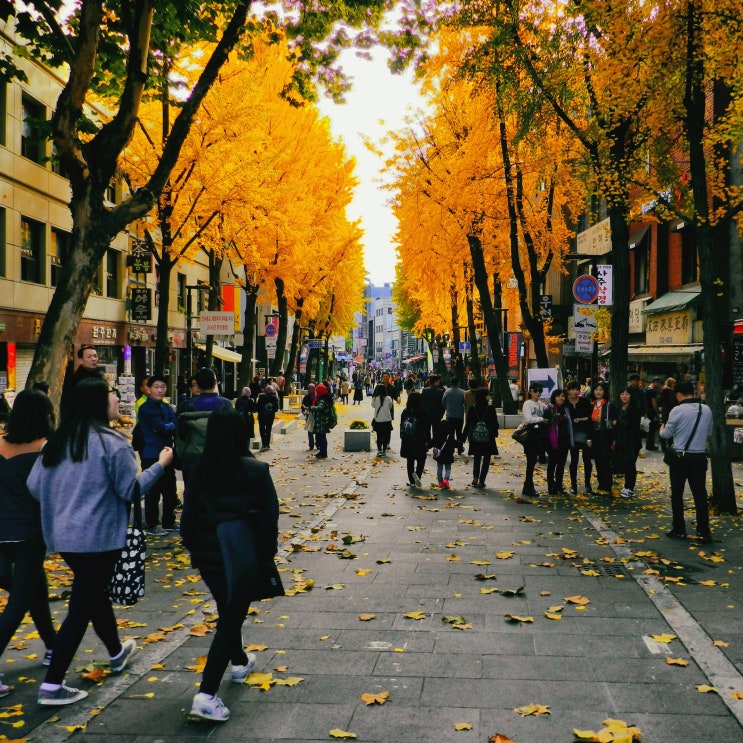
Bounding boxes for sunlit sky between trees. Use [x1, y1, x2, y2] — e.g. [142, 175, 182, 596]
[317, 47, 426, 286]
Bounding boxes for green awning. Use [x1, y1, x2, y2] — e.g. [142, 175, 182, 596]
[641, 290, 701, 315]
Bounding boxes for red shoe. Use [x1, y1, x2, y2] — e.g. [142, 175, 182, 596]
[442, 479, 451, 490]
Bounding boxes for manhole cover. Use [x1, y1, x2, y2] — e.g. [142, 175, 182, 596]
[579, 563, 628, 577]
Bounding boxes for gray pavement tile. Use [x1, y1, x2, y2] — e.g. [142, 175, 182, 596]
[227, 701, 357, 739]
[633, 712, 743, 743]
[372, 650, 484, 679]
[421, 677, 541, 708]
[656, 682, 732, 715]
[348, 705, 482, 743]
[433, 631, 535, 656]
[587, 656, 708, 683]
[333, 628, 436, 652]
[251, 648, 379, 676]
[533, 633, 649, 658]
[482, 654, 592, 681]
[287, 673, 423, 704]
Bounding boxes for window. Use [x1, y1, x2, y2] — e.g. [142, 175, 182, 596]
[177, 273, 187, 313]
[50, 228, 69, 287]
[20, 217, 45, 283]
[681, 228, 698, 284]
[106, 249, 120, 298]
[634, 242, 649, 294]
[21, 94, 46, 164]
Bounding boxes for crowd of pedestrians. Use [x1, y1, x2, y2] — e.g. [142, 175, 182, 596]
[0, 349, 721, 719]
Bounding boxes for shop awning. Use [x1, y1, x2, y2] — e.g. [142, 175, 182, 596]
[641, 290, 701, 315]
[625, 344, 703, 362]
[629, 226, 649, 249]
[195, 344, 242, 363]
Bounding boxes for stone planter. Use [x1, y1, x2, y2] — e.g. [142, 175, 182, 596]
[344, 429, 371, 452]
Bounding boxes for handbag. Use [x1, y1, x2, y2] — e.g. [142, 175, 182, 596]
[107, 487, 146, 606]
[216, 516, 285, 604]
[663, 405, 702, 467]
[640, 416, 651, 433]
[306, 410, 315, 433]
[511, 425, 530, 446]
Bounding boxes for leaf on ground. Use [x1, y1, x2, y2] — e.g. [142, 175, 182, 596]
[452, 623, 473, 630]
[731, 691, 743, 699]
[665, 657, 689, 667]
[480, 587, 499, 595]
[505, 615, 534, 623]
[358, 614, 376, 621]
[189, 624, 211, 637]
[245, 643, 267, 652]
[445, 554, 461, 562]
[501, 586, 525, 596]
[697, 685, 719, 693]
[442, 615, 467, 625]
[376, 558, 391, 564]
[64, 724, 87, 733]
[185, 656, 207, 673]
[325, 584, 345, 590]
[273, 676, 304, 686]
[81, 667, 111, 682]
[564, 595, 591, 606]
[471, 560, 491, 566]
[453, 722, 473, 730]
[404, 610, 427, 620]
[712, 640, 729, 647]
[489, 735, 516, 743]
[514, 703, 551, 717]
[356, 569, 373, 576]
[246, 672, 273, 690]
[329, 729, 357, 739]
[698, 580, 717, 586]
[360, 690, 389, 705]
[545, 612, 562, 621]
[496, 551, 514, 560]
[581, 570, 600, 577]
[128, 692, 155, 699]
[475, 573, 496, 581]
[649, 634, 676, 643]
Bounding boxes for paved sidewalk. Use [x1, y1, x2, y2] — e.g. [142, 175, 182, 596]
[3, 401, 743, 742]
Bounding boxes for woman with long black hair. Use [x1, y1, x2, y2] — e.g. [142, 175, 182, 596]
[586, 382, 615, 494]
[180, 407, 279, 722]
[28, 378, 171, 706]
[371, 383, 394, 456]
[0, 390, 56, 698]
[612, 386, 642, 498]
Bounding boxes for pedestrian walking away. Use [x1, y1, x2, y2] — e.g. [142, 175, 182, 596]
[399, 391, 428, 487]
[0, 390, 57, 699]
[180, 407, 279, 722]
[27, 378, 172, 707]
[462, 387, 499, 488]
[371, 384, 394, 456]
[431, 418, 456, 489]
[660, 380, 714, 542]
[310, 383, 335, 459]
[234, 386, 256, 447]
[302, 383, 317, 450]
[255, 385, 279, 451]
[421, 375, 445, 448]
[442, 377, 466, 454]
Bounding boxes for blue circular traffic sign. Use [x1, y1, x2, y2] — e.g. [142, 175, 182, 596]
[572, 275, 600, 304]
[265, 324, 277, 337]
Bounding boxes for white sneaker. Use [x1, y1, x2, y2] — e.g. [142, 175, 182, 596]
[231, 653, 256, 683]
[620, 488, 635, 499]
[189, 692, 230, 722]
[412, 473, 422, 488]
[110, 638, 137, 673]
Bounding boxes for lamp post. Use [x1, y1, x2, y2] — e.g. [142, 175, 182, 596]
[295, 326, 310, 390]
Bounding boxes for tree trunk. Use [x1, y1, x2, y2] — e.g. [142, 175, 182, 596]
[467, 233, 517, 414]
[270, 277, 288, 376]
[238, 283, 258, 389]
[684, 0, 736, 513]
[27, 212, 111, 408]
[285, 298, 304, 389]
[153, 255, 173, 374]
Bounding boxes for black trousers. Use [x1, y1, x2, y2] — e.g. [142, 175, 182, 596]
[0, 537, 56, 655]
[198, 565, 251, 696]
[141, 460, 177, 529]
[406, 455, 425, 483]
[45, 551, 121, 685]
[669, 453, 710, 536]
[258, 414, 274, 447]
[569, 444, 592, 490]
[473, 455, 490, 483]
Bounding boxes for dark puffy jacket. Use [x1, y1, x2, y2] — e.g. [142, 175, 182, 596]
[180, 457, 279, 572]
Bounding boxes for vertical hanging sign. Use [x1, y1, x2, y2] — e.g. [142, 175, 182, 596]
[596, 265, 613, 306]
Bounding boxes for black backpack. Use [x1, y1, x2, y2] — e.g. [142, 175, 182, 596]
[400, 412, 418, 439]
[470, 410, 490, 444]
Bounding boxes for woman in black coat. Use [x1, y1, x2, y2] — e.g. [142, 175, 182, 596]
[399, 392, 428, 487]
[180, 408, 279, 723]
[462, 388, 499, 489]
[612, 386, 642, 498]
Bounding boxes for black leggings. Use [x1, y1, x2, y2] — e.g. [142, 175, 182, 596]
[406, 455, 425, 483]
[258, 415, 274, 447]
[0, 537, 56, 655]
[569, 445, 592, 489]
[473, 455, 490, 483]
[45, 551, 122, 685]
[198, 565, 251, 696]
[375, 422, 393, 451]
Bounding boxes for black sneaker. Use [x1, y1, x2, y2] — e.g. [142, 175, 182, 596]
[694, 533, 713, 544]
[38, 684, 88, 706]
[666, 530, 687, 540]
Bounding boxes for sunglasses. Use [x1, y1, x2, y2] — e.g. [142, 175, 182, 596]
[109, 388, 121, 400]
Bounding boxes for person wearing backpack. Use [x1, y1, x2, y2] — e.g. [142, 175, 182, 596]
[310, 384, 334, 459]
[463, 388, 499, 489]
[255, 386, 279, 452]
[399, 392, 428, 488]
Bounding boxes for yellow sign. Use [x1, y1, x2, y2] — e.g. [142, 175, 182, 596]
[645, 311, 692, 345]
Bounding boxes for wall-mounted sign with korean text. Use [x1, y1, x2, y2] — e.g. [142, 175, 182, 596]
[645, 311, 693, 345]
[131, 287, 151, 322]
[596, 265, 613, 306]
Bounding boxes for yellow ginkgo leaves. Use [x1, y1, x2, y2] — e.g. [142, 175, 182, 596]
[649, 634, 677, 644]
[329, 730, 357, 740]
[496, 551, 515, 560]
[573, 718, 643, 742]
[514, 703, 551, 717]
[665, 657, 689, 667]
[404, 610, 427, 621]
[360, 690, 389, 705]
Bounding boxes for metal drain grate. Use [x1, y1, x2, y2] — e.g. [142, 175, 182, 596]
[578, 563, 628, 577]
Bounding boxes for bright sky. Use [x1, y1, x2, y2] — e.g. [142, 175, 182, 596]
[317, 48, 426, 286]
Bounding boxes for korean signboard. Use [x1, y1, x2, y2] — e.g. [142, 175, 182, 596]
[131, 242, 151, 273]
[645, 311, 692, 346]
[200, 311, 235, 335]
[503, 332, 523, 376]
[130, 287, 151, 322]
[596, 265, 613, 306]
[575, 217, 612, 256]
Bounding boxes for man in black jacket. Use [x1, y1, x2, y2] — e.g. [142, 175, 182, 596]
[421, 375, 445, 447]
